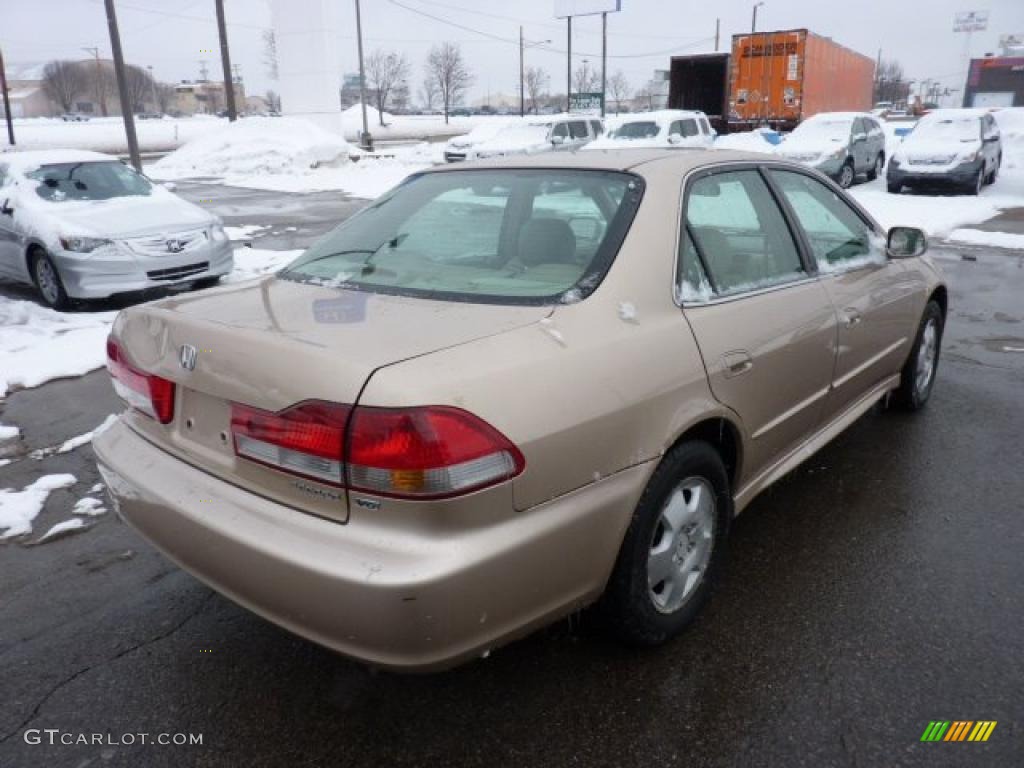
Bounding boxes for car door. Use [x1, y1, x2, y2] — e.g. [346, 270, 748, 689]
[0, 165, 22, 278]
[981, 114, 1000, 174]
[679, 167, 838, 479]
[867, 118, 885, 163]
[767, 168, 920, 421]
[850, 118, 869, 173]
[550, 122, 570, 150]
[568, 120, 590, 148]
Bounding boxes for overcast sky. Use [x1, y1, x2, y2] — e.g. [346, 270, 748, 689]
[4, 0, 1023, 104]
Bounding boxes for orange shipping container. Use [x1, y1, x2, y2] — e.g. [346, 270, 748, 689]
[729, 29, 874, 128]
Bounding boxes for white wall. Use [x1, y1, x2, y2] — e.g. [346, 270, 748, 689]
[268, 0, 345, 134]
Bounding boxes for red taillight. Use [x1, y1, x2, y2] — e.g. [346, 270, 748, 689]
[106, 337, 175, 424]
[229, 401, 524, 499]
[231, 401, 351, 485]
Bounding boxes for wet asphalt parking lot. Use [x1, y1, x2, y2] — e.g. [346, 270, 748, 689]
[0, 184, 1022, 768]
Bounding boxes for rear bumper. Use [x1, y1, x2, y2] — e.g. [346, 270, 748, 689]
[93, 418, 647, 671]
[57, 240, 234, 299]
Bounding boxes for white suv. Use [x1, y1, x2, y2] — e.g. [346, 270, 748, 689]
[470, 116, 604, 159]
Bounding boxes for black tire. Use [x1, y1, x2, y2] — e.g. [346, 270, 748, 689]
[965, 168, 983, 196]
[887, 180, 902, 194]
[892, 300, 943, 411]
[987, 156, 1000, 185]
[837, 160, 855, 189]
[192, 275, 222, 290]
[30, 248, 71, 310]
[601, 440, 731, 647]
[867, 153, 884, 181]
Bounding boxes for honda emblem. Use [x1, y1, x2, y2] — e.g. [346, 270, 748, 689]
[179, 344, 197, 371]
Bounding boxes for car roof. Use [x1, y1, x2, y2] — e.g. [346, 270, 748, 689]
[424, 147, 773, 177]
[0, 149, 118, 173]
[919, 108, 989, 121]
[618, 110, 707, 121]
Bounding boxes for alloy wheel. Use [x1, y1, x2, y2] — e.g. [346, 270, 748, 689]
[915, 318, 938, 397]
[840, 163, 854, 188]
[647, 477, 715, 614]
[35, 257, 60, 306]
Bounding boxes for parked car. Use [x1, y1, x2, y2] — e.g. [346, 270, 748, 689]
[443, 120, 512, 162]
[0, 150, 232, 309]
[773, 112, 886, 188]
[59, 113, 90, 122]
[583, 110, 715, 150]
[95, 149, 946, 671]
[469, 115, 604, 159]
[887, 109, 1002, 195]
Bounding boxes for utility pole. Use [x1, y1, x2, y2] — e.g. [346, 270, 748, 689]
[214, 0, 237, 120]
[354, 0, 372, 150]
[82, 46, 107, 116]
[600, 12, 607, 117]
[715, 18, 720, 52]
[103, 0, 141, 171]
[520, 26, 525, 118]
[0, 46, 14, 145]
[751, 2, 763, 33]
[566, 15, 572, 112]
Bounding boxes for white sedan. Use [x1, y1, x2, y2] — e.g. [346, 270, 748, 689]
[0, 149, 232, 309]
[584, 110, 716, 150]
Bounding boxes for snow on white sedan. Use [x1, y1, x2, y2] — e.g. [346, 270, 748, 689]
[583, 110, 716, 150]
[0, 150, 232, 309]
[468, 115, 604, 159]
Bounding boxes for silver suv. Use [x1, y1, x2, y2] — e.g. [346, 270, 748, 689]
[775, 112, 886, 188]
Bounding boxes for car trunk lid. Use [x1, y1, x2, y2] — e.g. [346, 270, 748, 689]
[112, 276, 551, 522]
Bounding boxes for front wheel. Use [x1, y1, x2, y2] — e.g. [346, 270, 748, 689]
[867, 153, 884, 181]
[837, 160, 855, 189]
[31, 249, 71, 310]
[893, 300, 943, 411]
[887, 179, 903, 194]
[966, 168, 984, 196]
[601, 441, 731, 647]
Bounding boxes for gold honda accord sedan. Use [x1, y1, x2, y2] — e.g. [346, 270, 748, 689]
[94, 149, 946, 670]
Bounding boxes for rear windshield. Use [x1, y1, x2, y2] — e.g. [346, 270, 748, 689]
[27, 161, 153, 202]
[281, 169, 644, 305]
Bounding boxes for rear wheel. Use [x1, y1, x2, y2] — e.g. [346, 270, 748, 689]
[31, 249, 71, 310]
[837, 160, 855, 189]
[893, 300, 943, 411]
[601, 441, 730, 646]
[867, 153, 884, 181]
[966, 168, 984, 196]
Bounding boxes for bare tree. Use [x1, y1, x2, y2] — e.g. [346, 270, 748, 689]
[41, 60, 87, 113]
[874, 58, 910, 106]
[265, 89, 281, 112]
[262, 29, 279, 81]
[155, 83, 177, 114]
[572, 61, 599, 94]
[607, 70, 630, 115]
[524, 66, 548, 114]
[124, 65, 155, 113]
[425, 43, 473, 124]
[634, 84, 656, 111]
[419, 76, 438, 111]
[82, 62, 116, 116]
[365, 49, 409, 125]
[205, 87, 223, 115]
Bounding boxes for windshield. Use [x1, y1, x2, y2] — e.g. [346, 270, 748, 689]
[612, 121, 660, 139]
[792, 119, 853, 143]
[913, 117, 980, 142]
[281, 169, 644, 305]
[26, 161, 153, 202]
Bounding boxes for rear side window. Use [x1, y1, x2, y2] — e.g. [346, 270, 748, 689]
[590, 120, 604, 136]
[698, 118, 711, 135]
[769, 170, 884, 271]
[684, 170, 806, 297]
[282, 169, 644, 305]
[569, 121, 589, 139]
[551, 123, 569, 139]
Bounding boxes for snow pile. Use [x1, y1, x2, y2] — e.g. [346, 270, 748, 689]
[73, 496, 107, 516]
[150, 117, 352, 180]
[37, 517, 88, 542]
[0, 424, 18, 440]
[225, 247, 303, 283]
[341, 103, 393, 127]
[994, 108, 1024, 169]
[713, 128, 775, 154]
[29, 414, 118, 459]
[0, 473, 76, 539]
[849, 187, 1010, 238]
[0, 297, 117, 397]
[945, 228, 1024, 249]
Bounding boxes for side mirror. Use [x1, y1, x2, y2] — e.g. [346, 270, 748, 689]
[667, 133, 683, 145]
[162, 181, 177, 192]
[551, 135, 565, 145]
[0, 198, 12, 216]
[887, 226, 927, 259]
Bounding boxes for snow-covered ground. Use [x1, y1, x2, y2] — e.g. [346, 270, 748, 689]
[4, 115, 228, 154]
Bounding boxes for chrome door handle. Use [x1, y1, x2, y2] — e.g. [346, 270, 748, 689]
[844, 309, 863, 328]
[722, 351, 753, 378]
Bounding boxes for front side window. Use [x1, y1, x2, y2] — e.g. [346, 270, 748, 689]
[551, 123, 569, 139]
[680, 119, 699, 137]
[569, 121, 589, 139]
[614, 121, 659, 139]
[699, 118, 711, 135]
[769, 169, 884, 271]
[684, 170, 805, 297]
[26, 161, 153, 202]
[282, 169, 644, 305]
